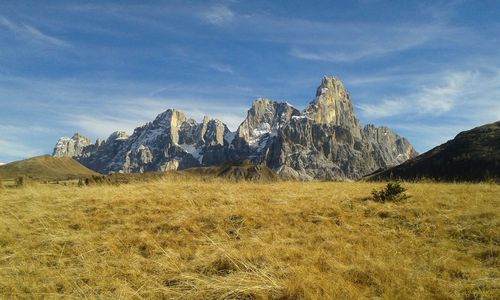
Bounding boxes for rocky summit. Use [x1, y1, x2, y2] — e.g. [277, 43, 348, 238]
[53, 133, 93, 158]
[53, 76, 417, 180]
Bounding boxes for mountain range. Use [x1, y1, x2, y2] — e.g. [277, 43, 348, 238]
[53, 76, 417, 180]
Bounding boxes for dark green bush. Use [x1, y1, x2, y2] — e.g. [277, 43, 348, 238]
[371, 182, 408, 202]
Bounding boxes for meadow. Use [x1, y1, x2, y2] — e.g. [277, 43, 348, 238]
[0, 176, 498, 299]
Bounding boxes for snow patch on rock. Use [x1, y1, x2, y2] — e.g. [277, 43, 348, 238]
[179, 143, 204, 163]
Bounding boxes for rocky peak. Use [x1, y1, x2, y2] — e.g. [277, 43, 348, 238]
[237, 98, 300, 146]
[362, 124, 418, 164]
[53, 132, 93, 158]
[178, 115, 228, 146]
[303, 76, 361, 137]
[153, 109, 186, 128]
[71, 132, 92, 144]
[151, 109, 187, 144]
[315, 76, 348, 98]
[204, 119, 228, 146]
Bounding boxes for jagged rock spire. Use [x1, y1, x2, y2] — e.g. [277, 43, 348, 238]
[303, 76, 361, 137]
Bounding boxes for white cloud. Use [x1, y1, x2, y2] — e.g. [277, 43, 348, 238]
[202, 5, 234, 24]
[358, 71, 478, 118]
[0, 15, 70, 47]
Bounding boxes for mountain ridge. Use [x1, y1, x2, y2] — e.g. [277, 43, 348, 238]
[53, 76, 417, 180]
[365, 121, 500, 182]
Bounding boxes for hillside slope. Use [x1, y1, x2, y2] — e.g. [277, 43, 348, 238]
[366, 121, 500, 181]
[0, 155, 99, 180]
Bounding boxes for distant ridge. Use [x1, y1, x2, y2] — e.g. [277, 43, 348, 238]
[366, 121, 500, 182]
[0, 155, 100, 180]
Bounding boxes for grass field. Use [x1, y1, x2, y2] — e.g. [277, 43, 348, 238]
[0, 177, 498, 299]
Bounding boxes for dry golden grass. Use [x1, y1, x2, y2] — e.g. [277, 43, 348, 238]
[0, 177, 498, 299]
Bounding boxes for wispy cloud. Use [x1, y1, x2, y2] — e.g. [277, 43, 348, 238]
[0, 138, 45, 162]
[0, 15, 70, 47]
[65, 96, 247, 139]
[68, 114, 144, 138]
[208, 62, 235, 74]
[357, 70, 494, 119]
[0, 74, 249, 135]
[202, 4, 234, 24]
[0, 123, 52, 162]
[288, 22, 451, 62]
[356, 68, 500, 152]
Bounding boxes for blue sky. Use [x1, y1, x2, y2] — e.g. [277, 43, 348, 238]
[0, 0, 499, 163]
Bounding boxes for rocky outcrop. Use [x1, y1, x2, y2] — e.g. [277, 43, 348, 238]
[53, 133, 93, 157]
[53, 75, 417, 180]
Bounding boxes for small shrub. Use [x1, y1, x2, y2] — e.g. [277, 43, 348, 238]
[371, 181, 408, 202]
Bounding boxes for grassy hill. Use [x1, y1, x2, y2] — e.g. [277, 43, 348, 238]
[0, 177, 498, 299]
[0, 155, 99, 180]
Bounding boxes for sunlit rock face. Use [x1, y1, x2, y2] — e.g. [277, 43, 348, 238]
[52, 76, 417, 179]
[303, 76, 362, 138]
[53, 133, 93, 158]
